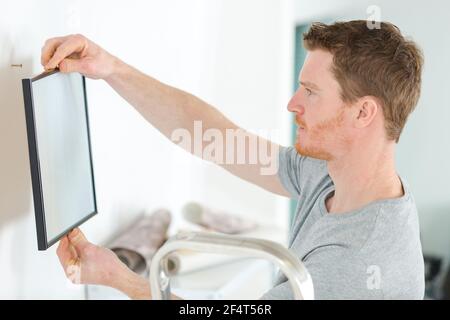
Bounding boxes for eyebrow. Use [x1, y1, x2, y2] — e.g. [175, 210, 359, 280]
[298, 80, 320, 90]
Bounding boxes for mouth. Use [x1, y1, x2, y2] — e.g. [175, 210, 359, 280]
[295, 119, 306, 131]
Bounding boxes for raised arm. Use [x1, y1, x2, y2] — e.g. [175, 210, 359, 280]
[42, 34, 289, 197]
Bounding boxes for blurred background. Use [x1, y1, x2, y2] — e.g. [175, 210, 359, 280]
[0, 0, 449, 299]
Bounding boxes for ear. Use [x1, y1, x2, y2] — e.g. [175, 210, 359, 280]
[353, 96, 379, 129]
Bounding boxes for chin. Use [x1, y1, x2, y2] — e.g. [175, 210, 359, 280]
[294, 141, 333, 161]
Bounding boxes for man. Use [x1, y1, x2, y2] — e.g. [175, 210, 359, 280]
[45, 20, 425, 299]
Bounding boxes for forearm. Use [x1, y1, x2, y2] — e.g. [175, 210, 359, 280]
[104, 57, 288, 196]
[114, 269, 182, 300]
[116, 271, 151, 300]
[104, 58, 238, 152]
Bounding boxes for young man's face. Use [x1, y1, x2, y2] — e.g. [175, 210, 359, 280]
[287, 49, 352, 160]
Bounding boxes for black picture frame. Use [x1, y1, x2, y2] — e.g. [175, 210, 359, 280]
[22, 70, 97, 251]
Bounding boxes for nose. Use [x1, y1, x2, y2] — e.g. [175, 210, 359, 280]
[287, 89, 305, 115]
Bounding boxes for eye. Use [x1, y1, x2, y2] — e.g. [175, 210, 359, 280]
[305, 88, 313, 96]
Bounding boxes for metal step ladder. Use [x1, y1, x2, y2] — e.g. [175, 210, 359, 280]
[149, 231, 314, 300]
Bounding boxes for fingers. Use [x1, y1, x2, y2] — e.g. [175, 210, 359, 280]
[59, 58, 84, 73]
[41, 36, 67, 67]
[68, 228, 91, 256]
[56, 236, 76, 271]
[43, 34, 88, 70]
[57, 236, 83, 284]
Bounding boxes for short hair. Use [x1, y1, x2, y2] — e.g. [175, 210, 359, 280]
[303, 20, 424, 142]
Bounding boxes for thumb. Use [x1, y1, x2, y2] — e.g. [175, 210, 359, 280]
[59, 58, 85, 74]
[68, 228, 90, 256]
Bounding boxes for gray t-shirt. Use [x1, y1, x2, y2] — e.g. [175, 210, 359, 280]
[261, 146, 425, 300]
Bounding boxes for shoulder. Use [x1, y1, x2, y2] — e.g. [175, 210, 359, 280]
[361, 177, 421, 253]
[358, 179, 424, 299]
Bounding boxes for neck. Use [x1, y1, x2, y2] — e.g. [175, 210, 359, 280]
[326, 139, 403, 214]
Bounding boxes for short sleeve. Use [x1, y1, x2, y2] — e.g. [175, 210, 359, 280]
[277, 146, 329, 200]
[277, 146, 304, 198]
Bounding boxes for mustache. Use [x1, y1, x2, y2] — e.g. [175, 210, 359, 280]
[295, 117, 307, 129]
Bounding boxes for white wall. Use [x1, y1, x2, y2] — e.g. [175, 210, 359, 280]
[0, 0, 292, 299]
[292, 0, 450, 268]
[4, 0, 446, 300]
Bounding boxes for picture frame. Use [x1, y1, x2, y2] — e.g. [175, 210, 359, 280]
[22, 70, 97, 250]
